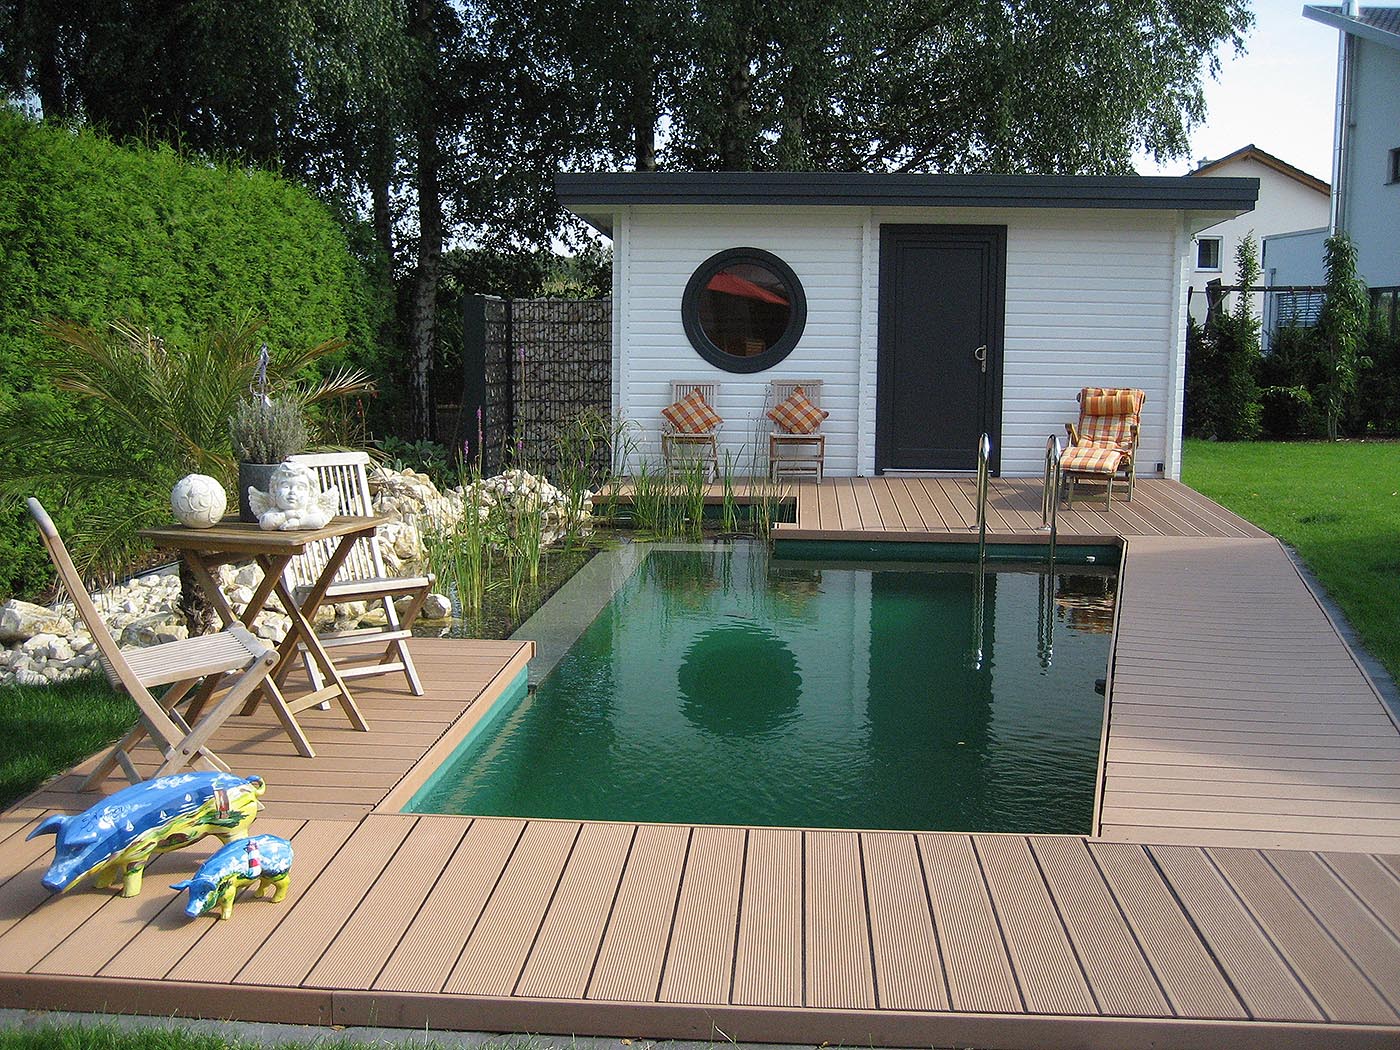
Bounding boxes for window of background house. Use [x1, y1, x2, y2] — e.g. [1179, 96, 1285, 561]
[1196, 237, 1222, 271]
[682, 248, 807, 373]
[1388, 147, 1400, 184]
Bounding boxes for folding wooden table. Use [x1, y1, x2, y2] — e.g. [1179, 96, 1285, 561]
[140, 515, 389, 758]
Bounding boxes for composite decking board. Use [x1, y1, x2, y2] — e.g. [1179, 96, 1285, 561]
[915, 833, 1021, 1014]
[1104, 774, 1400, 802]
[1106, 794, 1400, 820]
[889, 477, 942, 530]
[657, 824, 745, 1006]
[43, 815, 303, 981]
[1320, 853, 1400, 931]
[814, 479, 842, 531]
[373, 817, 525, 994]
[1265, 850, 1400, 1013]
[1207, 848, 1399, 1025]
[1086, 841, 1246, 1019]
[161, 819, 358, 985]
[444, 819, 581, 997]
[1029, 836, 1170, 1018]
[303, 816, 470, 991]
[0, 808, 43, 849]
[1102, 535, 1400, 848]
[0, 812, 61, 905]
[866, 479, 908, 531]
[517, 821, 636, 1000]
[804, 830, 875, 1010]
[234, 814, 416, 988]
[1102, 825, 1400, 853]
[31, 831, 230, 978]
[975, 836, 1096, 1016]
[1146, 845, 1321, 1022]
[586, 822, 690, 1003]
[861, 831, 948, 1012]
[100, 816, 317, 982]
[732, 826, 804, 1008]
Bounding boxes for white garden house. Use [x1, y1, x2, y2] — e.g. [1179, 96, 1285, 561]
[556, 173, 1258, 478]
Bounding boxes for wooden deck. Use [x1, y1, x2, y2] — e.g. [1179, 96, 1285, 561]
[1103, 537, 1400, 852]
[2, 480, 1399, 1047]
[777, 475, 1270, 540]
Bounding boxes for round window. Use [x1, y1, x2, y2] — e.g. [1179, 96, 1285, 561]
[681, 247, 807, 373]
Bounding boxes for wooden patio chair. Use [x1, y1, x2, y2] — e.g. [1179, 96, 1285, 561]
[26, 497, 278, 790]
[660, 381, 722, 481]
[1059, 387, 1146, 508]
[285, 452, 433, 695]
[766, 379, 827, 482]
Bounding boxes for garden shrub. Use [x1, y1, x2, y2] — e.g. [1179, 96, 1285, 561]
[0, 108, 384, 599]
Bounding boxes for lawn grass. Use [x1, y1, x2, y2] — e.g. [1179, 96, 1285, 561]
[1181, 439, 1400, 681]
[0, 675, 136, 810]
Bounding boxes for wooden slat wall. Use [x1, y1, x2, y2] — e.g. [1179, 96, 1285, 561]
[1102, 537, 1400, 850]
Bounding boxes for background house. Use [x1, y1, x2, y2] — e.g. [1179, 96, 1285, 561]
[557, 173, 1256, 480]
[1269, 5, 1400, 332]
[1185, 145, 1330, 332]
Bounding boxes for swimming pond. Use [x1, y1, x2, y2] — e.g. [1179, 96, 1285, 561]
[409, 544, 1115, 834]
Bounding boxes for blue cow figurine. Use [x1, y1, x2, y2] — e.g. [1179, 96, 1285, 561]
[26, 772, 265, 898]
[172, 834, 293, 920]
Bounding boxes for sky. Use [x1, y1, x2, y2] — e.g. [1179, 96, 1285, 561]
[1136, 0, 1341, 181]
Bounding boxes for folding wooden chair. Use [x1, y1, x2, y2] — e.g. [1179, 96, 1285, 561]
[286, 452, 433, 695]
[766, 378, 827, 482]
[26, 498, 278, 790]
[660, 381, 722, 481]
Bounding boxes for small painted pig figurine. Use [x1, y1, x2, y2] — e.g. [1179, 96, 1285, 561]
[27, 772, 265, 898]
[172, 834, 293, 920]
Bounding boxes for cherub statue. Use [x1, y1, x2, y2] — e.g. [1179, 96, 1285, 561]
[248, 461, 339, 530]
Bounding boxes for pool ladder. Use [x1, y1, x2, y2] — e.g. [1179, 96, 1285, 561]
[973, 433, 992, 565]
[1037, 435, 1064, 667]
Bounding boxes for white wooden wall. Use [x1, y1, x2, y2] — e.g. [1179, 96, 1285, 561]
[613, 203, 1193, 478]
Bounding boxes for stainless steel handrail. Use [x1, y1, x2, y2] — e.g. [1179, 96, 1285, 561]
[974, 433, 992, 565]
[1039, 434, 1063, 565]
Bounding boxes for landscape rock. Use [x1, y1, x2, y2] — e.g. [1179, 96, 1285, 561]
[421, 593, 452, 620]
[0, 599, 71, 644]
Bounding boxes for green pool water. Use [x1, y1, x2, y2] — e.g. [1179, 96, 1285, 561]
[410, 545, 1115, 834]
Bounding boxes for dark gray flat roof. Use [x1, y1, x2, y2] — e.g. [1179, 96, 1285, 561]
[556, 172, 1259, 225]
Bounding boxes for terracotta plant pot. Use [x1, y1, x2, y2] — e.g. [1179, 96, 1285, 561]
[237, 461, 281, 523]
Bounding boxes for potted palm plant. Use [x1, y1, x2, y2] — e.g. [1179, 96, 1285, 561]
[230, 396, 308, 522]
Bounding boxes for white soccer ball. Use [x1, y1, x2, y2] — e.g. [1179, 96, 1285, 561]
[171, 474, 228, 529]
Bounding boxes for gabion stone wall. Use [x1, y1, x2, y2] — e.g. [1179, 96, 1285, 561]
[458, 295, 611, 478]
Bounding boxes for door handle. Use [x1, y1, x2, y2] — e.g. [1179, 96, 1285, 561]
[973, 345, 987, 374]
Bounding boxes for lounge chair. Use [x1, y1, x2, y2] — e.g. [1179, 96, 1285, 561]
[661, 381, 722, 481]
[26, 497, 278, 789]
[766, 379, 827, 482]
[285, 452, 433, 695]
[1059, 387, 1146, 508]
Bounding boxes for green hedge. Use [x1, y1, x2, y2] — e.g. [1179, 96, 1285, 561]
[0, 109, 383, 599]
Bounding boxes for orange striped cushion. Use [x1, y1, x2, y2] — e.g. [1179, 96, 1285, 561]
[767, 387, 828, 434]
[1081, 391, 1139, 418]
[1061, 445, 1122, 475]
[662, 389, 722, 434]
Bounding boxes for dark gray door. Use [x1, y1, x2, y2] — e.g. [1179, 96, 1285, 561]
[876, 225, 1006, 472]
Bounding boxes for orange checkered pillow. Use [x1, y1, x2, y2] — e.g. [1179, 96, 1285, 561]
[767, 387, 828, 435]
[662, 389, 722, 434]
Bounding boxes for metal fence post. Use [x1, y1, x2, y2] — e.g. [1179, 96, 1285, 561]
[458, 295, 488, 466]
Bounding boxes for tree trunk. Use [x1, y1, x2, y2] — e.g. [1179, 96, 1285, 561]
[407, 0, 442, 442]
[177, 562, 217, 637]
[369, 115, 399, 354]
[718, 53, 752, 170]
[632, 65, 657, 170]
